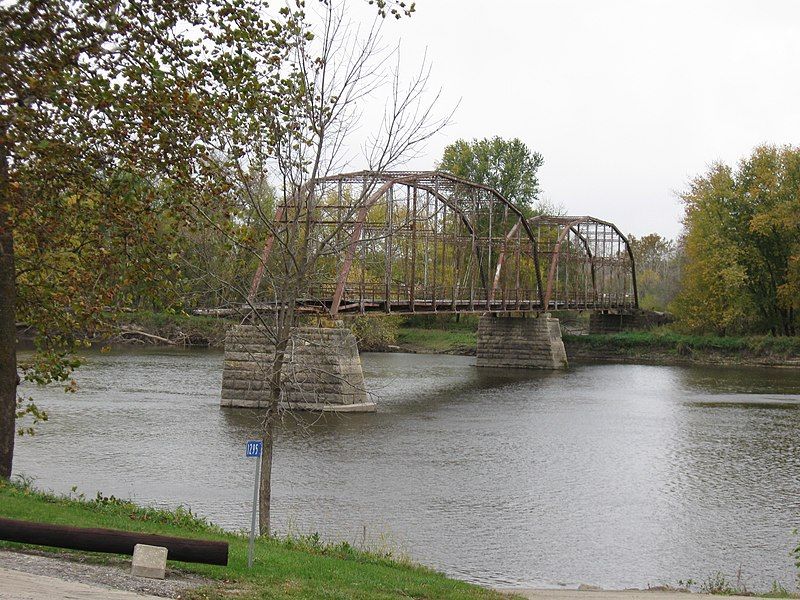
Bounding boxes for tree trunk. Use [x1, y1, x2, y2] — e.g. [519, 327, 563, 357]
[258, 332, 287, 536]
[0, 131, 17, 479]
[258, 402, 275, 536]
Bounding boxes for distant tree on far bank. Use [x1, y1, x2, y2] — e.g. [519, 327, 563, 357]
[627, 233, 682, 312]
[438, 137, 545, 215]
[673, 145, 800, 336]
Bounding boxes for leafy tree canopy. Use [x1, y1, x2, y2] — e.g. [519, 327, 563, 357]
[673, 145, 800, 336]
[438, 137, 544, 215]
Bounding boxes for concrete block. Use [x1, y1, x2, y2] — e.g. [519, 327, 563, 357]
[476, 314, 568, 370]
[222, 324, 369, 410]
[131, 544, 167, 579]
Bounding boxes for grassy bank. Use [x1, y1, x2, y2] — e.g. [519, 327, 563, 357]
[0, 478, 511, 600]
[385, 321, 800, 367]
[395, 327, 477, 354]
[564, 330, 800, 367]
[393, 316, 478, 354]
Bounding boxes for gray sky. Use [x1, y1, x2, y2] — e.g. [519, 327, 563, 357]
[349, 0, 800, 239]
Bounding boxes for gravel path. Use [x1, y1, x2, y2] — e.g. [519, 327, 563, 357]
[0, 548, 212, 598]
[0, 567, 166, 599]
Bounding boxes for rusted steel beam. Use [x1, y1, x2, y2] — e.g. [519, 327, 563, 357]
[543, 219, 582, 310]
[330, 175, 419, 315]
[247, 205, 285, 304]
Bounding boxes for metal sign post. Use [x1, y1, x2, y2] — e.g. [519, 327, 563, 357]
[245, 440, 263, 569]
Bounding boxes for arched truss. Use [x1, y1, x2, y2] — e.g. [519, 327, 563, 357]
[248, 171, 638, 315]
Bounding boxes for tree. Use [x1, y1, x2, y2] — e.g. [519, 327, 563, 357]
[2, 0, 430, 540]
[627, 233, 682, 311]
[197, 2, 449, 534]
[438, 137, 545, 214]
[0, 0, 305, 478]
[673, 145, 800, 335]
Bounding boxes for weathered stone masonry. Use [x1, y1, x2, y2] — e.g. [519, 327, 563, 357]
[476, 313, 568, 369]
[221, 324, 375, 412]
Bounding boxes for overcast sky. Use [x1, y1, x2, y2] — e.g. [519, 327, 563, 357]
[344, 0, 800, 239]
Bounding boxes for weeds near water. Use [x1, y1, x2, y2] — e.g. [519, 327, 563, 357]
[763, 581, 796, 598]
[280, 524, 416, 569]
[676, 578, 696, 590]
[700, 571, 739, 595]
[671, 565, 799, 598]
[11, 473, 36, 491]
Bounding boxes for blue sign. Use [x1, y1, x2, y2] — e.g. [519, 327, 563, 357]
[246, 440, 262, 458]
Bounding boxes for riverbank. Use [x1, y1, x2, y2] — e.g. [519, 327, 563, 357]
[0, 478, 512, 600]
[563, 332, 800, 368]
[39, 310, 800, 368]
[392, 326, 800, 368]
[2, 479, 798, 599]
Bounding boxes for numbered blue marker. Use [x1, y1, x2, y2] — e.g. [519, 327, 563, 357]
[245, 439, 263, 568]
[246, 440, 262, 458]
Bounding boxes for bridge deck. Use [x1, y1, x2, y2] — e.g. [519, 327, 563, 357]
[198, 298, 636, 317]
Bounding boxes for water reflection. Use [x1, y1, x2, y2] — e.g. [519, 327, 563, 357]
[12, 348, 800, 590]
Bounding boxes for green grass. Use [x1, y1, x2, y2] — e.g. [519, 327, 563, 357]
[0, 478, 513, 600]
[563, 329, 800, 359]
[392, 315, 479, 354]
[396, 327, 477, 354]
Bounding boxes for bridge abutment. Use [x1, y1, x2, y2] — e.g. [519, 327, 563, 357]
[221, 324, 375, 412]
[476, 313, 568, 369]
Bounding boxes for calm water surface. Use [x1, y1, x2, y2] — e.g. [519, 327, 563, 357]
[13, 349, 800, 590]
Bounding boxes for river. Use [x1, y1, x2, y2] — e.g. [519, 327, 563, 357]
[12, 348, 800, 590]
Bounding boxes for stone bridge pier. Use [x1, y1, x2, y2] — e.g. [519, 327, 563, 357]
[476, 313, 568, 369]
[221, 324, 375, 412]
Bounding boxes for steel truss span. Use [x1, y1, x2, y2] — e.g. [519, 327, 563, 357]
[248, 171, 638, 316]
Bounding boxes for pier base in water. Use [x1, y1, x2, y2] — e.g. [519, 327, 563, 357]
[476, 313, 568, 369]
[221, 325, 374, 412]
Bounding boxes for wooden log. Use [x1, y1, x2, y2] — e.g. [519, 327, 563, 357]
[0, 518, 228, 566]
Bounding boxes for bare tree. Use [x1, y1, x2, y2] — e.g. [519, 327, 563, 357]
[190, 2, 451, 535]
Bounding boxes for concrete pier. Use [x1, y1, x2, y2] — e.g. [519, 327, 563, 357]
[221, 324, 375, 412]
[476, 313, 568, 369]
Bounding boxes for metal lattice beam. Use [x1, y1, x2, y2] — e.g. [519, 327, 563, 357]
[247, 171, 638, 315]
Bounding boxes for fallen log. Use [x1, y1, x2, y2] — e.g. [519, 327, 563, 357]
[0, 517, 228, 566]
[117, 328, 177, 345]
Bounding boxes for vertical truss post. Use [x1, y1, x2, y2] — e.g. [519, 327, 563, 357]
[432, 180, 439, 312]
[385, 185, 393, 312]
[410, 186, 417, 312]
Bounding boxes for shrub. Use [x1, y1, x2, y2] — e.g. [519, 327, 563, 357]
[700, 572, 736, 595]
[349, 316, 400, 351]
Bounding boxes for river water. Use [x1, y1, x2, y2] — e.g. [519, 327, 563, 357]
[12, 349, 800, 590]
